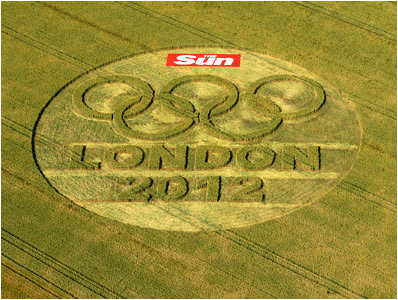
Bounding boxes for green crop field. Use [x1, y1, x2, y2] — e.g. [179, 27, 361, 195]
[2, 1, 396, 299]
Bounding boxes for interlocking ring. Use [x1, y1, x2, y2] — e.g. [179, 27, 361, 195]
[246, 74, 326, 120]
[72, 75, 154, 121]
[72, 75, 185, 140]
[72, 74, 326, 141]
[158, 74, 239, 119]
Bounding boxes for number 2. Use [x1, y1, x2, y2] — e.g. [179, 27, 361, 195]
[231, 177, 265, 202]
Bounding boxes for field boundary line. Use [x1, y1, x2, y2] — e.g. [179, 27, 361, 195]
[2, 228, 127, 299]
[1, 254, 77, 299]
[294, 2, 397, 41]
[338, 180, 397, 213]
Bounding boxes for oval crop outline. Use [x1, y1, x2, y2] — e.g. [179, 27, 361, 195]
[33, 47, 361, 231]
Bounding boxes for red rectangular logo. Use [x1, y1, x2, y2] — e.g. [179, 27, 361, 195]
[166, 53, 241, 67]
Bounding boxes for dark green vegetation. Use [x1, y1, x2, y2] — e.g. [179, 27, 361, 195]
[2, 1, 396, 298]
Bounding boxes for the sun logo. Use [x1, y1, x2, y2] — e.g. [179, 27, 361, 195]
[166, 53, 241, 67]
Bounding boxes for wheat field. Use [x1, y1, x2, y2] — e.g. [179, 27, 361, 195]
[2, 2, 396, 298]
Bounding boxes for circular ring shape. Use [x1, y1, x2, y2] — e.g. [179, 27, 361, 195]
[113, 101, 195, 140]
[200, 92, 283, 141]
[246, 74, 326, 120]
[72, 75, 154, 121]
[157, 74, 239, 118]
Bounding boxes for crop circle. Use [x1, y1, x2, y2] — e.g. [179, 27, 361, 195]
[34, 47, 361, 231]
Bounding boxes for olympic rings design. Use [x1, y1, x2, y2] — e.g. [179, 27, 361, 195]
[72, 74, 325, 141]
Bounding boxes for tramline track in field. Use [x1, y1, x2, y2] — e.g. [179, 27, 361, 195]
[2, 229, 127, 299]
